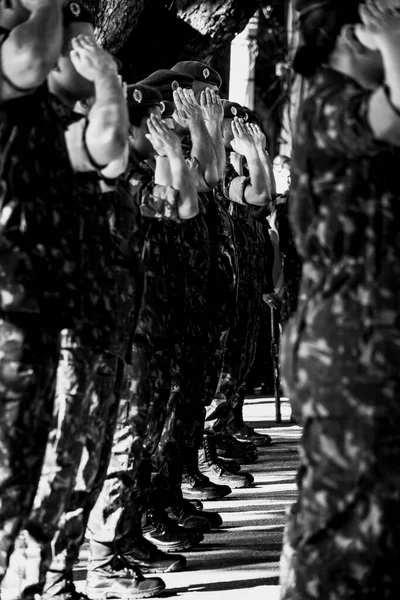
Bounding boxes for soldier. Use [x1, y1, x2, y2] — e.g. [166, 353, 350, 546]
[205, 101, 274, 462]
[280, 1, 400, 598]
[0, 0, 73, 586]
[82, 83, 202, 597]
[0, 3, 144, 599]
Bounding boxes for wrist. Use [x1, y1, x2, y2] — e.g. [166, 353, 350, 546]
[93, 69, 119, 86]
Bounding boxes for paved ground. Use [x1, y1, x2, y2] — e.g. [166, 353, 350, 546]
[75, 396, 301, 600]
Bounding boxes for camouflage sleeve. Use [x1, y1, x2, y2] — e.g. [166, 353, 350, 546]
[140, 184, 180, 222]
[305, 82, 387, 159]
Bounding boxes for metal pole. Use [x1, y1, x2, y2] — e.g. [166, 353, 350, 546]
[270, 306, 282, 423]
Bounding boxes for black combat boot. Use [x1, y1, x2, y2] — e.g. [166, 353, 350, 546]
[181, 446, 232, 500]
[86, 542, 165, 599]
[198, 435, 254, 488]
[169, 498, 223, 529]
[120, 536, 186, 574]
[142, 505, 203, 552]
[214, 433, 258, 463]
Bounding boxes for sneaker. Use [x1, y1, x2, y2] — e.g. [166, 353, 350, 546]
[121, 537, 186, 573]
[142, 507, 203, 552]
[182, 469, 232, 500]
[86, 555, 165, 599]
[229, 424, 272, 447]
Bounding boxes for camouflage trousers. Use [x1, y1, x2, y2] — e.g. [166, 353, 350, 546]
[0, 316, 60, 583]
[280, 399, 400, 599]
[1, 346, 120, 599]
[205, 292, 262, 432]
[86, 340, 172, 549]
[146, 316, 217, 505]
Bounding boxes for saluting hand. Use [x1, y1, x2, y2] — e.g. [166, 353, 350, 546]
[20, 0, 63, 10]
[172, 87, 203, 128]
[200, 88, 223, 123]
[70, 36, 118, 82]
[356, 0, 400, 51]
[247, 123, 268, 151]
[146, 114, 183, 158]
[230, 117, 256, 156]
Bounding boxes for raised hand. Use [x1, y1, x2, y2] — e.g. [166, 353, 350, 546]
[172, 87, 203, 128]
[356, 0, 400, 51]
[230, 117, 256, 156]
[146, 114, 183, 158]
[200, 87, 224, 123]
[70, 36, 118, 82]
[20, 0, 63, 10]
[247, 122, 267, 150]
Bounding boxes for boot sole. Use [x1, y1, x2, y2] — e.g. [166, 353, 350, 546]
[182, 489, 231, 501]
[232, 436, 272, 447]
[87, 582, 166, 599]
[139, 559, 185, 573]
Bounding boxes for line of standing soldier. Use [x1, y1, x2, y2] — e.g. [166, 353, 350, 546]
[0, 2, 277, 599]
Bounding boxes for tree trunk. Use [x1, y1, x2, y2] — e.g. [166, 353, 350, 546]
[84, 0, 266, 81]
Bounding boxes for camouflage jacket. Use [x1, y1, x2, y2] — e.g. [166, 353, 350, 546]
[287, 67, 400, 399]
[126, 152, 182, 353]
[0, 85, 81, 327]
[216, 158, 268, 306]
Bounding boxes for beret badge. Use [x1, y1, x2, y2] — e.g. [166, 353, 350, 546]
[231, 106, 237, 116]
[160, 101, 165, 114]
[70, 2, 81, 16]
[203, 68, 210, 79]
[133, 89, 143, 103]
[171, 80, 180, 91]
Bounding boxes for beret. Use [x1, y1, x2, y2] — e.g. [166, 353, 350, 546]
[63, 2, 94, 25]
[292, 0, 332, 15]
[244, 108, 261, 125]
[137, 70, 194, 96]
[221, 100, 248, 120]
[126, 84, 163, 109]
[171, 61, 222, 88]
[160, 100, 175, 119]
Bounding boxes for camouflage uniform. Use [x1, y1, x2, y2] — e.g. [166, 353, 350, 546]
[207, 160, 267, 432]
[1, 89, 124, 598]
[147, 137, 238, 505]
[85, 154, 181, 552]
[0, 83, 82, 583]
[280, 68, 400, 599]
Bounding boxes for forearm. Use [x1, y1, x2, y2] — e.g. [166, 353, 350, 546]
[380, 40, 400, 107]
[154, 156, 172, 186]
[205, 120, 226, 180]
[189, 119, 219, 189]
[2, 2, 63, 90]
[256, 146, 276, 199]
[168, 154, 199, 219]
[245, 147, 271, 203]
[86, 73, 129, 165]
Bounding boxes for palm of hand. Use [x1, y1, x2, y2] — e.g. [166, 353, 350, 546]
[231, 134, 253, 155]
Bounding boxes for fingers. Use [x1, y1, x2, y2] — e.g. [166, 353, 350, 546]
[173, 88, 185, 112]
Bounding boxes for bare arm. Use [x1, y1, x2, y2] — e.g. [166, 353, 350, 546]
[248, 122, 276, 200]
[1, 0, 63, 100]
[173, 87, 219, 190]
[147, 114, 199, 220]
[230, 117, 270, 206]
[200, 88, 226, 181]
[69, 36, 128, 167]
[356, 1, 400, 145]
